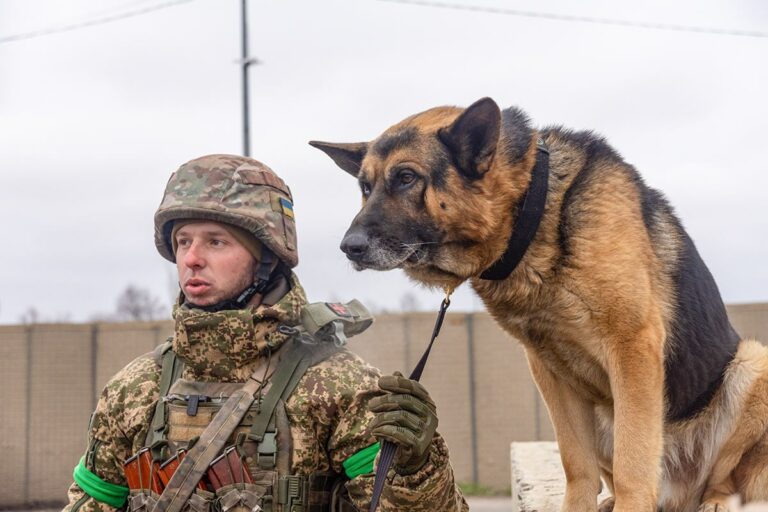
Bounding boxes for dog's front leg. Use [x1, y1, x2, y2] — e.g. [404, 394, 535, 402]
[606, 324, 664, 512]
[526, 348, 601, 512]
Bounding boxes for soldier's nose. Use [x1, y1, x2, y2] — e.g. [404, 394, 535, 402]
[340, 231, 369, 261]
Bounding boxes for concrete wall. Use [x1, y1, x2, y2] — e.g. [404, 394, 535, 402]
[1, 304, 766, 506]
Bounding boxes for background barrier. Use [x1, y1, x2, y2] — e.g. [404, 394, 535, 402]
[1, 304, 765, 506]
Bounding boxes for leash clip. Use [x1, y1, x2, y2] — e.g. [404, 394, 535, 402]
[443, 286, 454, 307]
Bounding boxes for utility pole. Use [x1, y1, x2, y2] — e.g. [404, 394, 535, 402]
[240, 0, 259, 157]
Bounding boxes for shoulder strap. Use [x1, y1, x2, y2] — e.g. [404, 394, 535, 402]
[145, 341, 184, 448]
[285, 342, 340, 401]
[248, 340, 341, 471]
[247, 340, 313, 443]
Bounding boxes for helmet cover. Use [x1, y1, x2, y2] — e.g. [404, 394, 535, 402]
[154, 154, 298, 267]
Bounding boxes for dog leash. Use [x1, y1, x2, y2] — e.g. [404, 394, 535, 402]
[368, 287, 454, 512]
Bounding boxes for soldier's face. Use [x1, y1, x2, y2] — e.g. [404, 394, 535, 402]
[174, 221, 255, 306]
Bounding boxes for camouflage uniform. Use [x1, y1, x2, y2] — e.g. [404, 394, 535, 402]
[63, 155, 468, 512]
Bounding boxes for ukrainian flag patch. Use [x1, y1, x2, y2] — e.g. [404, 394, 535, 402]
[280, 198, 294, 219]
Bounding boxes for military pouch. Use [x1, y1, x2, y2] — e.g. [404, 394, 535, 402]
[126, 488, 215, 512]
[127, 490, 161, 512]
[292, 300, 373, 346]
[207, 446, 253, 489]
[205, 445, 263, 512]
[181, 489, 214, 512]
[159, 449, 208, 491]
[124, 448, 164, 494]
[123, 448, 169, 512]
[164, 380, 265, 446]
[214, 483, 262, 512]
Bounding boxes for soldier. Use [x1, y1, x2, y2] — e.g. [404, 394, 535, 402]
[63, 154, 468, 512]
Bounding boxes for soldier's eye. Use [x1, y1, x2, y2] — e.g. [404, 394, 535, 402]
[360, 182, 372, 197]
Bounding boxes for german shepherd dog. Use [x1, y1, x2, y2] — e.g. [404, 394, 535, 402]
[310, 98, 768, 512]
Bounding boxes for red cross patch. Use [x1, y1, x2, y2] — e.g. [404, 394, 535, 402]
[325, 302, 352, 318]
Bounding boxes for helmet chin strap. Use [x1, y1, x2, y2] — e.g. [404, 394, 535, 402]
[184, 250, 276, 312]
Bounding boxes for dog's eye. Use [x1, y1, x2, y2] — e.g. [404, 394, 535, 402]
[360, 182, 372, 197]
[397, 169, 417, 187]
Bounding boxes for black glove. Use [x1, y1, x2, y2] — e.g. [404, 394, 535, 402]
[368, 372, 438, 475]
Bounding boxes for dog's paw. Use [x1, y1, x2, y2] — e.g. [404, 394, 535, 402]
[697, 503, 730, 512]
[598, 497, 615, 512]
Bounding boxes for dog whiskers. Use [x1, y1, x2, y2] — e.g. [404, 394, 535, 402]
[400, 241, 439, 249]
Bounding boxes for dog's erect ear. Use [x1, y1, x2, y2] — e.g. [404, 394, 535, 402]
[438, 97, 501, 179]
[309, 141, 368, 177]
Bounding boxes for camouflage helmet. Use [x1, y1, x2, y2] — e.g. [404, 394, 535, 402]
[154, 154, 298, 267]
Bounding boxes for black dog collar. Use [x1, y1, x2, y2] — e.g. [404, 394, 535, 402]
[480, 139, 550, 281]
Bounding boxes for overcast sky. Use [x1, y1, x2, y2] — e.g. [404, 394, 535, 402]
[1, 0, 766, 324]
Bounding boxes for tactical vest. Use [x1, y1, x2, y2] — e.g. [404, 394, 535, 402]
[125, 300, 373, 512]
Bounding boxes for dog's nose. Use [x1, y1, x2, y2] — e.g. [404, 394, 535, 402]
[340, 231, 369, 261]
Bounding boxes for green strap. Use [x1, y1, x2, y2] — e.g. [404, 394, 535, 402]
[283, 342, 340, 403]
[253, 341, 342, 471]
[146, 342, 184, 448]
[249, 340, 341, 445]
[343, 443, 380, 479]
[249, 340, 308, 442]
[73, 457, 129, 508]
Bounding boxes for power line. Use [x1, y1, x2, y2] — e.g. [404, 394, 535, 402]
[0, 0, 196, 45]
[83, 0, 179, 20]
[377, 0, 768, 39]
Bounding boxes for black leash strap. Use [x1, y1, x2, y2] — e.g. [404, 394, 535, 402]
[369, 291, 452, 512]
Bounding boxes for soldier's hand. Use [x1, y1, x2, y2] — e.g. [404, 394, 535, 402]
[368, 372, 438, 475]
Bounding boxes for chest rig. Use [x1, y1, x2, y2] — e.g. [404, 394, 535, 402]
[130, 300, 372, 512]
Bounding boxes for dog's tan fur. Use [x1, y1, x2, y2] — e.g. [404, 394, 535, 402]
[310, 98, 768, 511]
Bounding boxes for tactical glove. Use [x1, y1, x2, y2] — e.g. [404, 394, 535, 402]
[368, 372, 438, 475]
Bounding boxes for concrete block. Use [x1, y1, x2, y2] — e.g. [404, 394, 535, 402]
[510, 442, 610, 512]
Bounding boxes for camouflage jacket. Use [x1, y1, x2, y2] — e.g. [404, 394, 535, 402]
[63, 276, 468, 512]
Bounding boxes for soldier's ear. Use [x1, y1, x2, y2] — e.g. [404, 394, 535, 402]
[438, 97, 501, 180]
[309, 141, 369, 178]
